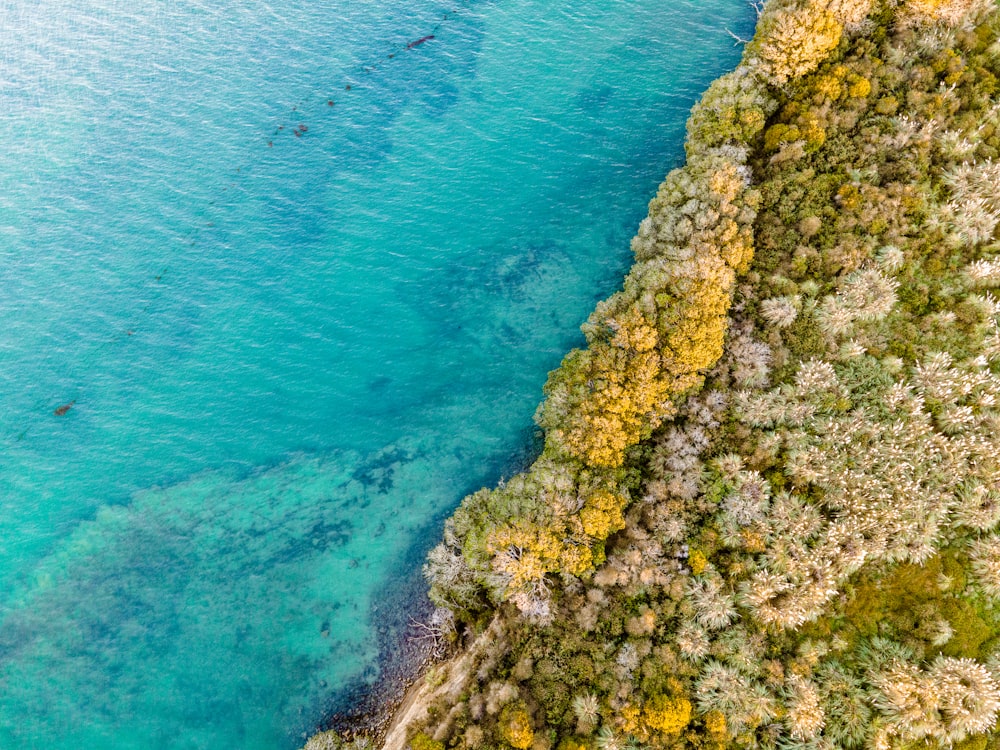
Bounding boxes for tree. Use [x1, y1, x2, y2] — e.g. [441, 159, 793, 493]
[754, 3, 843, 85]
[643, 694, 693, 736]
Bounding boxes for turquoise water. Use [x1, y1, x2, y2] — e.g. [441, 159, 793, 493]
[0, 0, 752, 747]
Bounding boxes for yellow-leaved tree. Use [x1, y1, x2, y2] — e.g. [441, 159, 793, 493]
[753, 2, 843, 85]
[538, 155, 757, 469]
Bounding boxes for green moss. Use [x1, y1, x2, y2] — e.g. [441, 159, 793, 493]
[799, 550, 1000, 666]
[956, 734, 990, 750]
[940, 597, 994, 659]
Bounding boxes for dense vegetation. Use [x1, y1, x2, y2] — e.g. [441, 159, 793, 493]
[306, 0, 1000, 748]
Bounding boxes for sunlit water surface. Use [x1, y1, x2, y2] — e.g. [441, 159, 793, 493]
[0, 0, 752, 747]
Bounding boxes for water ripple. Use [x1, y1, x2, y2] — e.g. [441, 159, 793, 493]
[0, 0, 754, 747]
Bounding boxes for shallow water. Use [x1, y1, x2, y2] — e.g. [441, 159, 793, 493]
[0, 0, 752, 747]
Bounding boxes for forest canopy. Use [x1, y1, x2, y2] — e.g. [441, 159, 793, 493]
[307, 0, 1000, 748]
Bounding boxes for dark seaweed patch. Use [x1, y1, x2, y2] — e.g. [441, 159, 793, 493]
[308, 519, 353, 550]
[351, 445, 411, 494]
[575, 83, 615, 114]
[367, 375, 392, 392]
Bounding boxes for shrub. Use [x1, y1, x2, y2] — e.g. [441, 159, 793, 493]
[500, 704, 535, 749]
[784, 675, 825, 740]
[704, 709, 727, 739]
[761, 295, 801, 328]
[409, 733, 446, 750]
[969, 535, 1000, 597]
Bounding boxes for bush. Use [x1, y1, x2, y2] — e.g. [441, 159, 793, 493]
[409, 733, 445, 750]
[500, 704, 535, 749]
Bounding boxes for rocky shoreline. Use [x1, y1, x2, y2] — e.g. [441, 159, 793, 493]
[307, 565, 443, 745]
[302, 435, 545, 750]
[321, 632, 442, 746]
